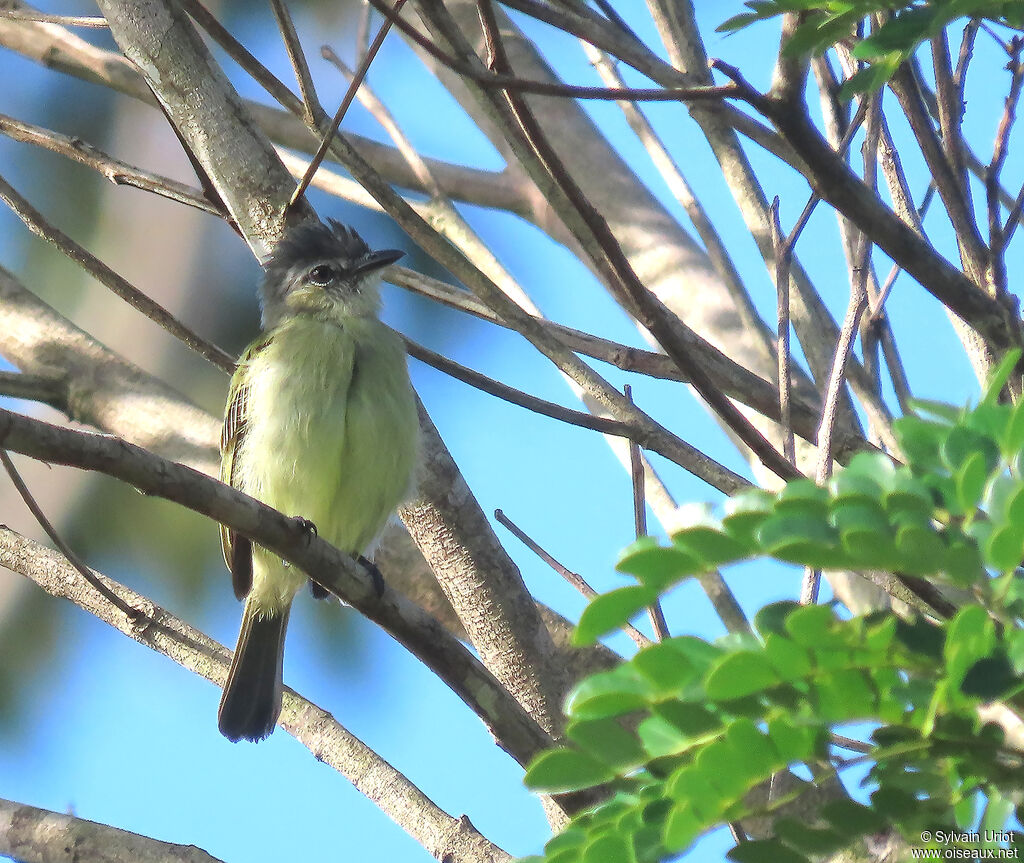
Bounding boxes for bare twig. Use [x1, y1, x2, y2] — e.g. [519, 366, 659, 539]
[987, 36, 1024, 299]
[494, 509, 651, 649]
[404, 337, 645, 440]
[389, 268, 876, 460]
[0, 174, 235, 374]
[269, 0, 321, 123]
[367, 0, 746, 104]
[286, 0, 405, 205]
[624, 385, 669, 641]
[0, 371, 65, 407]
[0, 112, 223, 216]
[289, 0, 406, 208]
[582, 44, 763, 340]
[472, 0, 797, 482]
[0, 449, 142, 621]
[770, 199, 795, 466]
[0, 8, 107, 27]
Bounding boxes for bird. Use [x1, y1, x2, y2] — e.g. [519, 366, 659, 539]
[217, 219, 419, 742]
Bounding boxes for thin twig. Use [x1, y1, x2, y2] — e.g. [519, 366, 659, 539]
[582, 45, 761, 339]
[0, 9, 107, 27]
[356, 2, 373, 63]
[802, 96, 880, 604]
[1004, 181, 1024, 244]
[289, 0, 407, 208]
[0, 371, 65, 407]
[366, 0, 747, 104]
[269, 0, 321, 124]
[0, 174, 235, 374]
[473, 0, 797, 482]
[872, 184, 936, 313]
[987, 36, 1024, 299]
[0, 449, 142, 621]
[624, 386, 669, 641]
[405, 337, 642, 439]
[770, 198, 795, 466]
[0, 113, 223, 216]
[494, 509, 652, 650]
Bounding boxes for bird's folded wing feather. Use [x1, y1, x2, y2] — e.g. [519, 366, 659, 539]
[220, 336, 270, 600]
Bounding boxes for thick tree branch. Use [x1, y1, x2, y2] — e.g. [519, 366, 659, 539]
[0, 534, 514, 863]
[0, 407, 556, 772]
[0, 796, 224, 863]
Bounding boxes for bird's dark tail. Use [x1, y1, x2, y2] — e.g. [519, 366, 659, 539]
[218, 603, 290, 742]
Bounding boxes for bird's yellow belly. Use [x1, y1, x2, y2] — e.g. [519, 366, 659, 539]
[234, 316, 417, 611]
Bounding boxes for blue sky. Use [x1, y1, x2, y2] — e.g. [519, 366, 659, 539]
[0, 2, 1017, 862]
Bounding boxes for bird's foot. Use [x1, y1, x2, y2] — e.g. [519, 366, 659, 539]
[357, 555, 386, 599]
[291, 516, 318, 541]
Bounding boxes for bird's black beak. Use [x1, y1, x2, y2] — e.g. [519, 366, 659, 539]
[352, 248, 404, 277]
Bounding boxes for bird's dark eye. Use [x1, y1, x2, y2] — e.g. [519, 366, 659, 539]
[307, 265, 338, 287]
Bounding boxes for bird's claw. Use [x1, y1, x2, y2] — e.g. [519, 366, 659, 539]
[291, 516, 318, 541]
[357, 555, 386, 599]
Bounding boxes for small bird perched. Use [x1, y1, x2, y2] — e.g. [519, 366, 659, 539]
[218, 220, 419, 742]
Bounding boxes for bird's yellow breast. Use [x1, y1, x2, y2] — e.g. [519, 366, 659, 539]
[234, 314, 418, 609]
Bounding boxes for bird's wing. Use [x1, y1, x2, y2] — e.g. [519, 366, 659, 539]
[220, 336, 270, 600]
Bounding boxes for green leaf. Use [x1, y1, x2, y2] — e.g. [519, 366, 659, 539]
[544, 827, 588, 856]
[566, 717, 646, 769]
[1002, 398, 1024, 456]
[728, 838, 811, 863]
[763, 632, 813, 681]
[725, 717, 778, 777]
[985, 523, 1024, 573]
[755, 601, 801, 638]
[812, 669, 877, 721]
[942, 426, 1000, 478]
[955, 449, 993, 511]
[829, 469, 884, 504]
[616, 538, 701, 591]
[653, 701, 723, 738]
[756, 512, 843, 568]
[883, 473, 935, 519]
[705, 652, 781, 700]
[820, 799, 888, 837]
[637, 714, 695, 758]
[961, 653, 1020, 700]
[853, 6, 938, 59]
[894, 522, 946, 575]
[784, 604, 844, 649]
[672, 524, 749, 569]
[774, 818, 848, 855]
[722, 489, 775, 545]
[767, 716, 823, 763]
[568, 665, 657, 719]
[524, 747, 615, 792]
[982, 349, 1021, 405]
[944, 605, 996, 687]
[582, 833, 635, 863]
[574, 585, 657, 645]
[894, 616, 944, 659]
[662, 804, 702, 853]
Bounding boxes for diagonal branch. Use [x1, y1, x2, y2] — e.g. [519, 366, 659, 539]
[0, 406, 557, 773]
[0, 796, 224, 863]
[0, 532, 514, 863]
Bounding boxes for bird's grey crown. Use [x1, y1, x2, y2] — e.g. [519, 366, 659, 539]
[265, 219, 370, 277]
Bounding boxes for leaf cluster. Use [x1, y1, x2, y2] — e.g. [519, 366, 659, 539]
[521, 354, 1024, 862]
[718, 1, 1024, 98]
